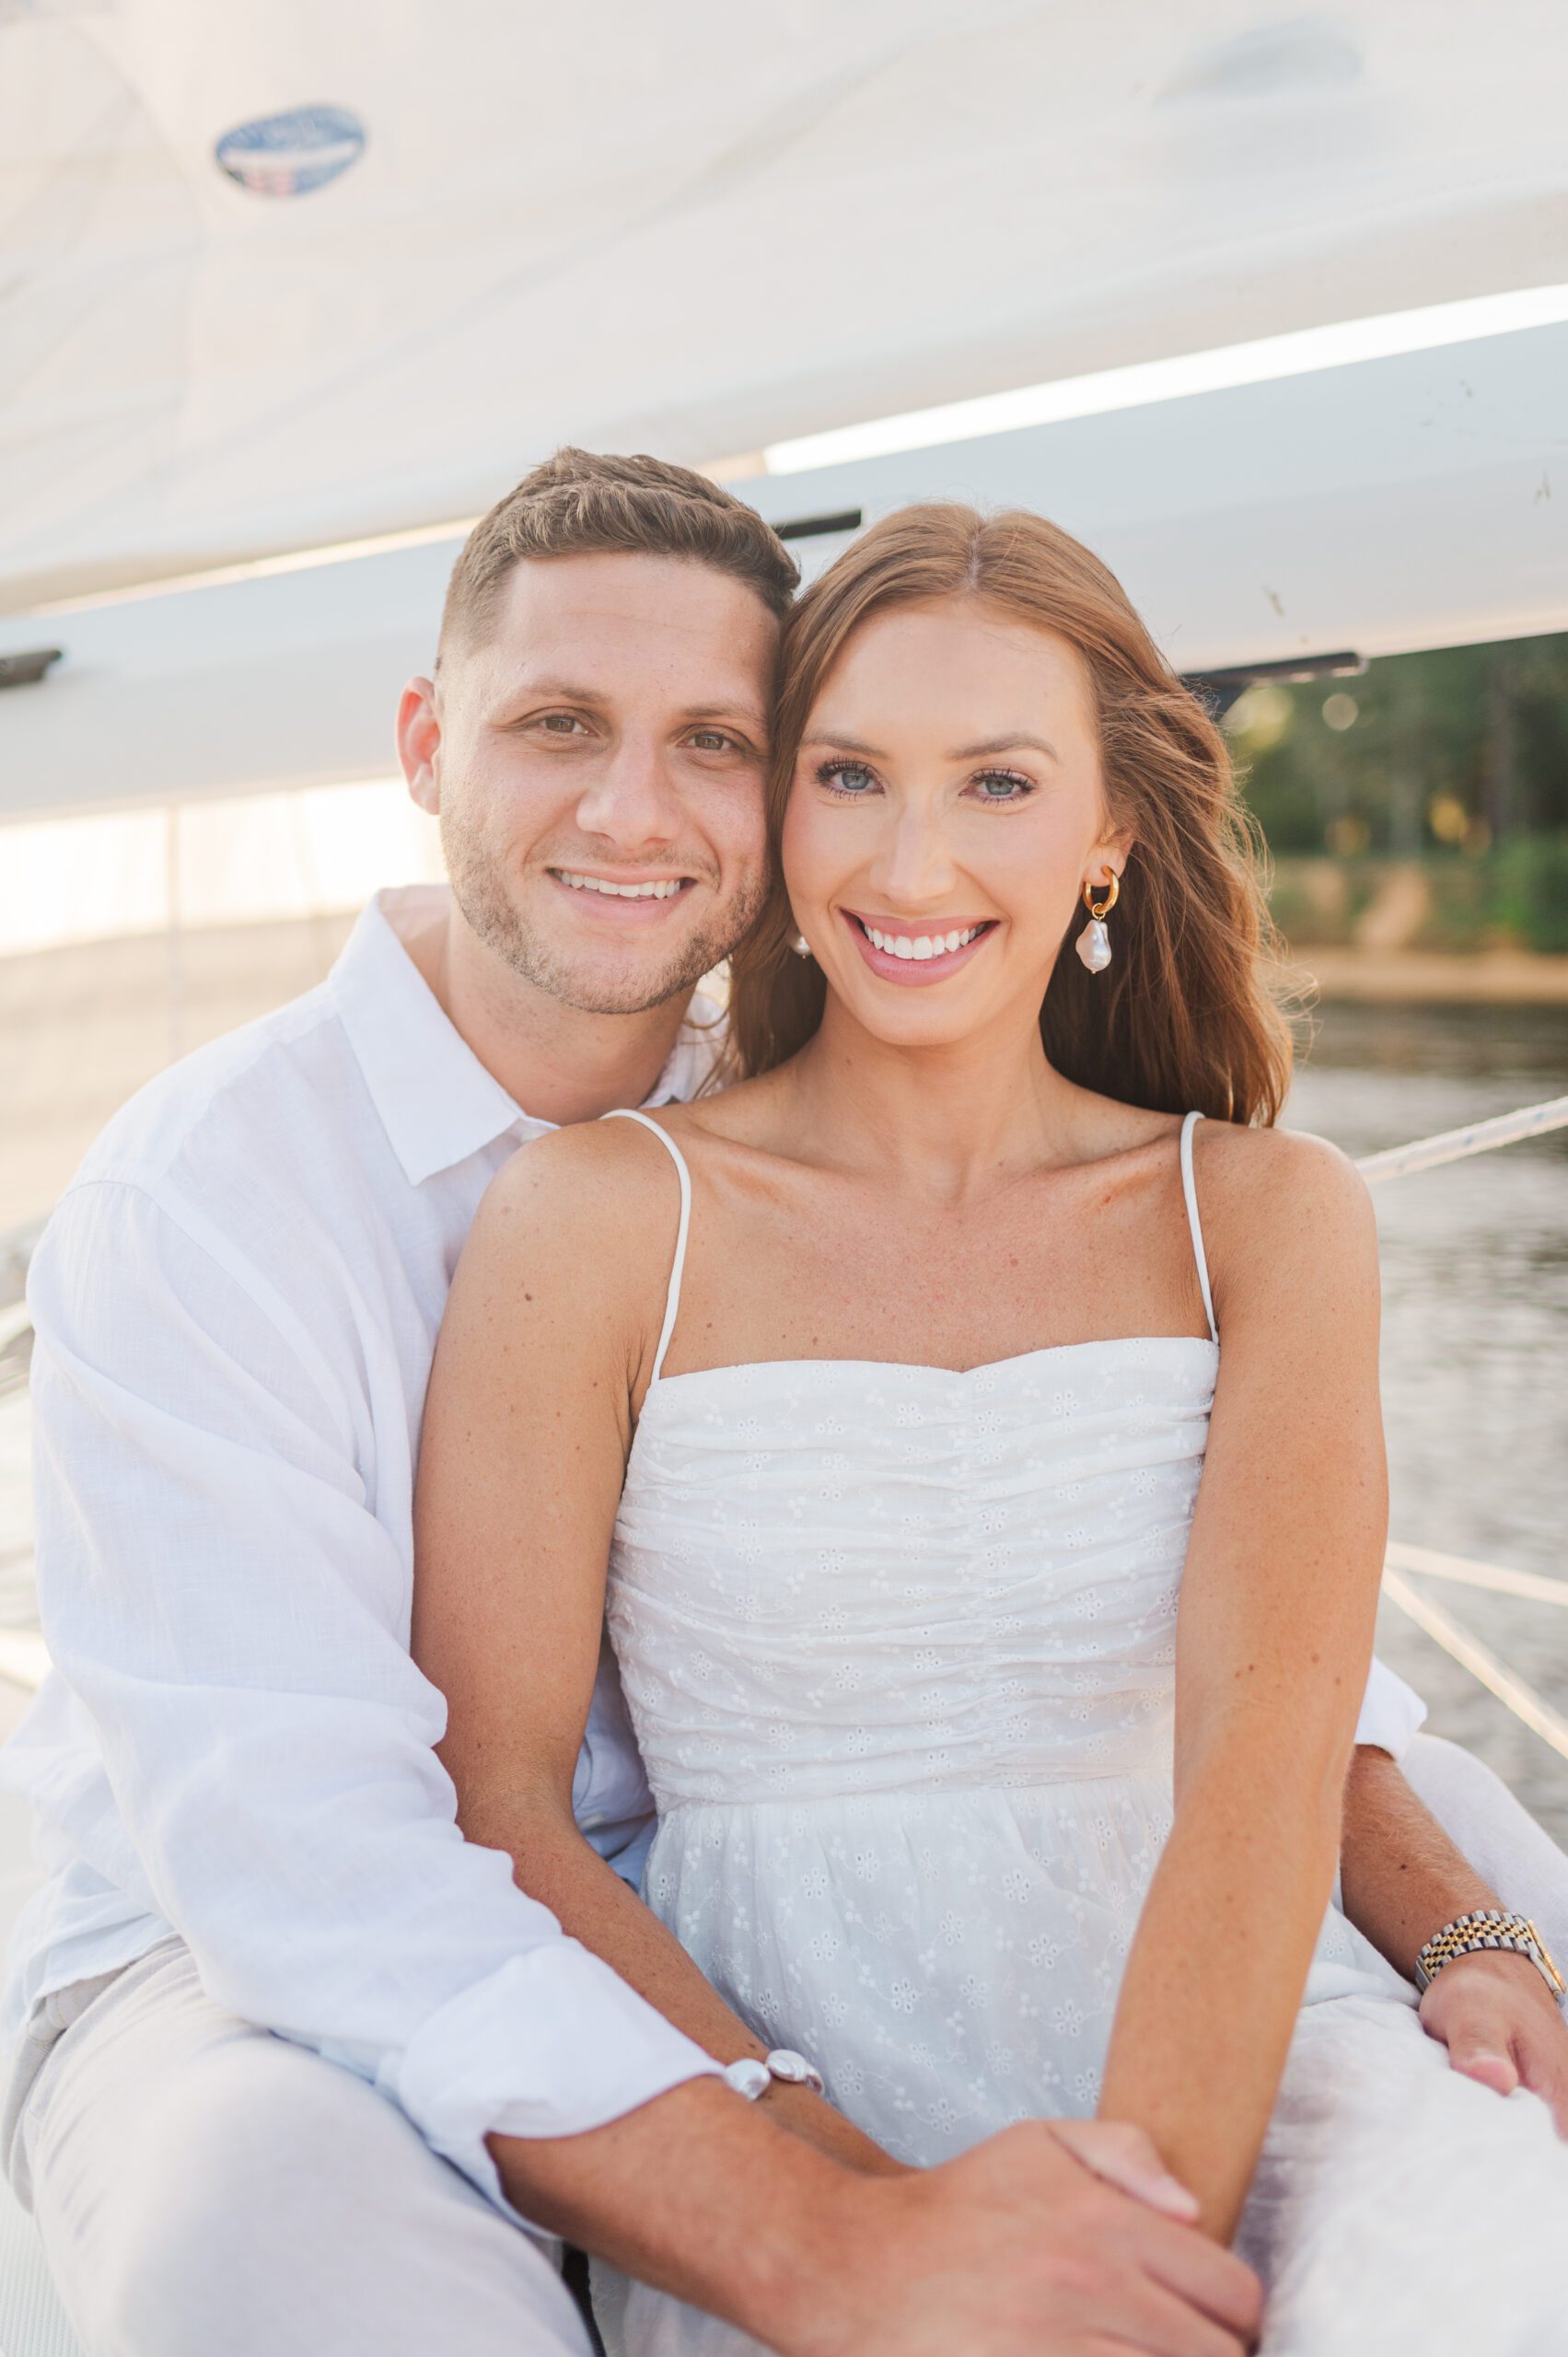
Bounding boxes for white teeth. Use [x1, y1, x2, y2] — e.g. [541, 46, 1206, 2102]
[863, 922, 982, 959]
[559, 872, 685, 900]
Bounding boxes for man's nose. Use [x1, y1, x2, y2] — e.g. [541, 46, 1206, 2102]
[573, 737, 682, 851]
[868, 804, 959, 908]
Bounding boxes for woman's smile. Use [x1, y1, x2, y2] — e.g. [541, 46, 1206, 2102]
[840, 907, 998, 983]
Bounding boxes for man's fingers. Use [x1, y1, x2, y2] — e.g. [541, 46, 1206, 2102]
[1050, 2119, 1200, 2219]
[1103, 2274, 1258, 2357]
[1136, 2209, 1265, 2340]
[1514, 2026, 1568, 2137]
[1450, 2043, 1519, 2096]
[1439, 1999, 1522, 2096]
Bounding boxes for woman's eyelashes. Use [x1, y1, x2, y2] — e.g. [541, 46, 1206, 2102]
[813, 757, 1037, 805]
[816, 758, 879, 795]
[969, 769, 1035, 803]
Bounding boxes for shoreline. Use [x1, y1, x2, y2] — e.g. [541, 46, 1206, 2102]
[1282, 947, 1568, 1004]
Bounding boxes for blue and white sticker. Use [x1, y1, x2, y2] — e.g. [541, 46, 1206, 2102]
[214, 106, 366, 198]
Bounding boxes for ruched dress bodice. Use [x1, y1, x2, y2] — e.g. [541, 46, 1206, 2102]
[610, 1337, 1213, 1813]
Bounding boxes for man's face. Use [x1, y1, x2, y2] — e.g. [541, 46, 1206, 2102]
[401, 552, 776, 1014]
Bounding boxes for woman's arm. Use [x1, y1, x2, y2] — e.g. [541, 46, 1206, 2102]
[412, 1122, 898, 2177]
[1097, 1128, 1386, 2240]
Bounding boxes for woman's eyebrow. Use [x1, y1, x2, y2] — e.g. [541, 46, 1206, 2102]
[951, 732, 1059, 761]
[799, 731, 885, 757]
[800, 730, 1059, 761]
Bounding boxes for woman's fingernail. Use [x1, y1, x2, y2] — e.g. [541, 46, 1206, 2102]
[1150, 2177, 1201, 2217]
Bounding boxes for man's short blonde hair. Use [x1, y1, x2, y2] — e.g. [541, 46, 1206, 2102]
[438, 447, 799, 656]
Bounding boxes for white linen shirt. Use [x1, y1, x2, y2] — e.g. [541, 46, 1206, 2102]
[1, 888, 726, 2212]
[1, 886, 1424, 2210]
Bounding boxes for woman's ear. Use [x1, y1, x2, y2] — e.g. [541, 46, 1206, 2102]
[1087, 828, 1135, 888]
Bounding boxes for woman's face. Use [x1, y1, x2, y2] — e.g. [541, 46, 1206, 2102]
[780, 596, 1130, 1053]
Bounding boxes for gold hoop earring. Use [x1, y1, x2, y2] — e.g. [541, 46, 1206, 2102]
[1075, 873, 1119, 973]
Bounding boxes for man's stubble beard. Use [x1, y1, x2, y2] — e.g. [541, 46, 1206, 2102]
[442, 811, 769, 1017]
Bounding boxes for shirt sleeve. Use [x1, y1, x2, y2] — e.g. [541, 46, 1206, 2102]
[1353, 1652, 1428, 1759]
[25, 1180, 719, 2211]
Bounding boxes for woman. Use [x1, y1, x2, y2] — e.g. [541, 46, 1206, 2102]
[413, 506, 1568, 2351]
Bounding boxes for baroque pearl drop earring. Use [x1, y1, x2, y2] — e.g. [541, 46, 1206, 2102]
[1075, 873, 1119, 973]
[791, 934, 813, 958]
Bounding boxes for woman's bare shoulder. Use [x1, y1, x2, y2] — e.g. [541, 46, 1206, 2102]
[460, 1115, 689, 1305]
[1194, 1120, 1377, 1308]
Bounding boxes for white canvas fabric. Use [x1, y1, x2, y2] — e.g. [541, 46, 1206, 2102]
[6, 0, 1568, 610]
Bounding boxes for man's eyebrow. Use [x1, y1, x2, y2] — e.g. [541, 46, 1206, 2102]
[497, 686, 768, 732]
[683, 702, 769, 732]
[498, 679, 606, 712]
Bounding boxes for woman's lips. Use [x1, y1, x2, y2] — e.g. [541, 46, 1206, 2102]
[840, 909, 997, 985]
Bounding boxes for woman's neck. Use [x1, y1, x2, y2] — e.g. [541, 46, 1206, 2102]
[781, 996, 1085, 1204]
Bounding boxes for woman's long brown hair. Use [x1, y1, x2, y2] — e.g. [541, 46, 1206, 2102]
[727, 504, 1294, 1124]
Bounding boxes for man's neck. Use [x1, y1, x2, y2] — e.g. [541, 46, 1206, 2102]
[390, 888, 693, 1128]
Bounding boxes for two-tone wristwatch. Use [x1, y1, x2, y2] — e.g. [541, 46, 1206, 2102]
[1414, 1908, 1567, 2000]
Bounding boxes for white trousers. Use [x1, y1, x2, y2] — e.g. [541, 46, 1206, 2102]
[3, 1937, 595, 2357]
[5, 1733, 1567, 2357]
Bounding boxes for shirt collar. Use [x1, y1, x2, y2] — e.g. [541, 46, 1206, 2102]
[329, 888, 725, 1189]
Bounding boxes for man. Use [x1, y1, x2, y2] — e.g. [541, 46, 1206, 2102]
[1, 449, 1562, 2357]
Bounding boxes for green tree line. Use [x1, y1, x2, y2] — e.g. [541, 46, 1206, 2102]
[1229, 631, 1568, 952]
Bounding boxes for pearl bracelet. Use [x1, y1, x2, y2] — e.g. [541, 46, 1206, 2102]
[723, 2048, 826, 2101]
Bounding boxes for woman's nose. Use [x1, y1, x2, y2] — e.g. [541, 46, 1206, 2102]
[868, 807, 959, 907]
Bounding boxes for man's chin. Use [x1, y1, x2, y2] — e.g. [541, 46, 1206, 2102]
[481, 914, 740, 1017]
[446, 857, 763, 1016]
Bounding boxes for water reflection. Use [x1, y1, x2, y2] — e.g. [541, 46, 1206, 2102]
[1288, 1000, 1568, 1841]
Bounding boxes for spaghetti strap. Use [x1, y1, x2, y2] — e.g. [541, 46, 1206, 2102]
[1179, 1110, 1218, 1344]
[601, 1109, 692, 1385]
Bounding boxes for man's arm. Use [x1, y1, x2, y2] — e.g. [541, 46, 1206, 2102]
[1342, 1748, 1568, 2132]
[23, 1179, 717, 2201]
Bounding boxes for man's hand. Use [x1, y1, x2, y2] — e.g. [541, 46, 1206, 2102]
[807, 2120, 1262, 2357]
[1419, 1949, 1568, 2134]
[498, 2083, 1261, 2357]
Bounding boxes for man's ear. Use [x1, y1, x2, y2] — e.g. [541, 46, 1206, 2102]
[398, 677, 441, 814]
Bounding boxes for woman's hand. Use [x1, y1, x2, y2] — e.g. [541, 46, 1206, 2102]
[1419, 1950, 1568, 2134]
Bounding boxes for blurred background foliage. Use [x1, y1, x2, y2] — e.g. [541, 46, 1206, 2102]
[1227, 630, 1568, 953]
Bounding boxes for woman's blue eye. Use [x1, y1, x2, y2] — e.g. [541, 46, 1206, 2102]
[972, 771, 1033, 801]
[820, 761, 877, 795]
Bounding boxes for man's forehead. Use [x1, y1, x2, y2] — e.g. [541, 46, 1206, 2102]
[470, 554, 776, 714]
[503, 551, 774, 643]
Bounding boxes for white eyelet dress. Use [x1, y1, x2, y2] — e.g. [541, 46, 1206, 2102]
[591, 1110, 1568, 2357]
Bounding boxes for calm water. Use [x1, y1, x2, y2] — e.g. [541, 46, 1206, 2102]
[2, 1000, 1566, 1832]
[1286, 1002, 1568, 1842]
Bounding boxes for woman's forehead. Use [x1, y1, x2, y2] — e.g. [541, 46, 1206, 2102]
[806, 597, 1095, 734]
